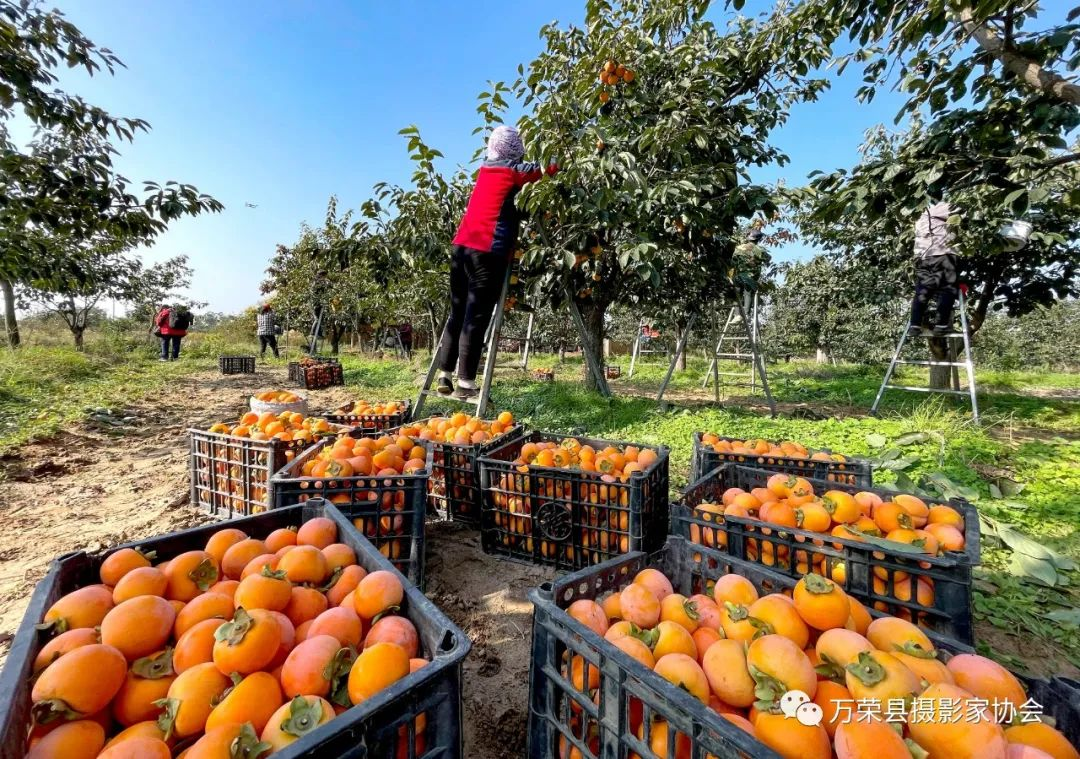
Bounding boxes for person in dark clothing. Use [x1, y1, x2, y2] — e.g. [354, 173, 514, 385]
[399, 320, 413, 359]
[256, 304, 280, 358]
[908, 202, 960, 336]
[153, 304, 192, 360]
[436, 125, 557, 399]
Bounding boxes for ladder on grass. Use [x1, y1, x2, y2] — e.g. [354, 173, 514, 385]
[494, 311, 536, 371]
[701, 292, 761, 393]
[628, 319, 669, 378]
[656, 292, 776, 416]
[414, 265, 513, 419]
[871, 289, 979, 423]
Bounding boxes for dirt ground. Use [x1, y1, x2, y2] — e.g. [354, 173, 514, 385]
[0, 366, 555, 757]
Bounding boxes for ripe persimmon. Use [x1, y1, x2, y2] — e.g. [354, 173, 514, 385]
[212, 608, 281, 675]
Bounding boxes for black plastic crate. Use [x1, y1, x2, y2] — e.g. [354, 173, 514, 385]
[528, 537, 1079, 759]
[397, 420, 526, 527]
[672, 462, 980, 642]
[479, 432, 670, 571]
[0, 500, 468, 759]
[691, 431, 873, 486]
[299, 362, 346, 389]
[189, 425, 349, 518]
[218, 355, 256, 374]
[327, 399, 412, 432]
[271, 440, 433, 587]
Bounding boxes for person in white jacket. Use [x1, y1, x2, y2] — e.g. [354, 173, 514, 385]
[908, 201, 960, 336]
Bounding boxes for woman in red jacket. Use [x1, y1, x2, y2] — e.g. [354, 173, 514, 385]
[153, 304, 193, 360]
[436, 125, 557, 399]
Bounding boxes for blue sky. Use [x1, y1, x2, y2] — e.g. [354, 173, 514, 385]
[48, 0, 908, 313]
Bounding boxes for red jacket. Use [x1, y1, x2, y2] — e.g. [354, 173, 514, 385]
[155, 308, 187, 337]
[452, 159, 555, 254]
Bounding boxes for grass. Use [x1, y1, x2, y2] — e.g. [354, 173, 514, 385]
[3, 332, 1080, 673]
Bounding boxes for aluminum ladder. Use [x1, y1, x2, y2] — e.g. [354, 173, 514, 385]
[494, 311, 536, 371]
[628, 318, 670, 378]
[414, 265, 513, 419]
[656, 293, 776, 416]
[870, 289, 979, 423]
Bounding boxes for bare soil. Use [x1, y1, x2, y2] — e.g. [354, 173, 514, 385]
[0, 366, 554, 758]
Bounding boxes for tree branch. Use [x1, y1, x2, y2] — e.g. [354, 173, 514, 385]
[1040, 152, 1080, 170]
[957, 7, 1080, 105]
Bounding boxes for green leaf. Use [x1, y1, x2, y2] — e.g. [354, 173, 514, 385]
[1009, 553, 1059, 586]
[866, 433, 887, 448]
[1043, 609, 1080, 626]
[894, 432, 928, 446]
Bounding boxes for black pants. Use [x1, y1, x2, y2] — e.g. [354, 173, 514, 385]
[259, 335, 279, 357]
[910, 254, 958, 328]
[436, 245, 508, 380]
[159, 335, 181, 360]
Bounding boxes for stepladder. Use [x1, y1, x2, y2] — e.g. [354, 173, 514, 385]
[494, 310, 536, 371]
[415, 257, 526, 419]
[627, 318, 669, 378]
[871, 288, 979, 423]
[656, 292, 776, 416]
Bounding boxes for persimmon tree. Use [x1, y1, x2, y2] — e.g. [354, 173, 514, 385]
[363, 128, 473, 343]
[489, 0, 830, 391]
[0, 4, 221, 347]
[784, 0, 1079, 388]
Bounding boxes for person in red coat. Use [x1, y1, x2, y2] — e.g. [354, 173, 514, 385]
[153, 304, 193, 360]
[436, 125, 557, 398]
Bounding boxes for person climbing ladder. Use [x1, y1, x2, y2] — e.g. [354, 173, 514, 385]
[434, 125, 557, 399]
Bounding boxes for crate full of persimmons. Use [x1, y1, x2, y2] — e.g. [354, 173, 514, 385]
[395, 412, 523, 527]
[189, 408, 354, 519]
[0, 499, 468, 758]
[271, 430, 434, 588]
[692, 432, 873, 487]
[325, 399, 411, 433]
[478, 431, 669, 571]
[526, 534, 1079, 759]
[672, 462, 980, 644]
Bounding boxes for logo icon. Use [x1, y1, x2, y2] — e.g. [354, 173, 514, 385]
[779, 690, 824, 727]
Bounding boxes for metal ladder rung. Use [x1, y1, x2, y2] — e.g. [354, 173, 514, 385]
[885, 385, 971, 396]
[716, 371, 753, 377]
[713, 353, 753, 360]
[895, 359, 969, 367]
[908, 331, 967, 339]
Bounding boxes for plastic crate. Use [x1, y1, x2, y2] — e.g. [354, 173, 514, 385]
[271, 440, 433, 587]
[398, 420, 525, 527]
[671, 463, 980, 642]
[528, 537, 1079, 759]
[289, 356, 340, 382]
[299, 362, 346, 389]
[326, 399, 412, 432]
[479, 432, 670, 571]
[218, 355, 256, 374]
[189, 425, 350, 519]
[690, 431, 873, 486]
[0, 500, 468, 759]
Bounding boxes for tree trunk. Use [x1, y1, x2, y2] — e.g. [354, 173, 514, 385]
[577, 300, 608, 393]
[1, 279, 19, 348]
[329, 325, 343, 355]
[928, 337, 952, 390]
[675, 319, 688, 371]
[815, 348, 829, 364]
[72, 326, 86, 351]
[558, 343, 566, 363]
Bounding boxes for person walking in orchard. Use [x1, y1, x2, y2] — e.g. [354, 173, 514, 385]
[435, 125, 557, 399]
[908, 201, 961, 337]
[256, 304, 281, 358]
[152, 303, 193, 361]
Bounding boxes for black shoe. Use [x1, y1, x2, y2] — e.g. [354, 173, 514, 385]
[906, 325, 922, 337]
[453, 385, 479, 400]
[932, 324, 953, 337]
[436, 376, 453, 395]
